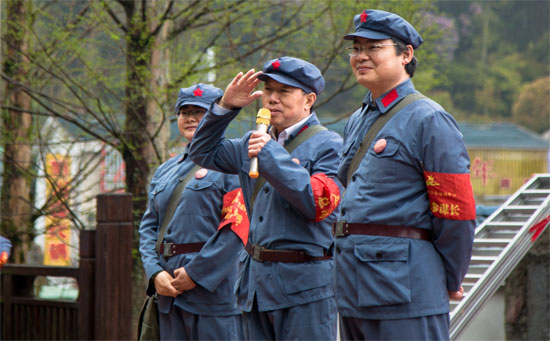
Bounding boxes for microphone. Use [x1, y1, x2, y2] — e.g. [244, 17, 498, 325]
[249, 108, 271, 178]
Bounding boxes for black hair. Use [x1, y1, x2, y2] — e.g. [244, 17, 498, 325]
[392, 38, 417, 78]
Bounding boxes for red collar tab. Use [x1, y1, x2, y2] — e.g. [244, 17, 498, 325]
[272, 60, 281, 70]
[381, 89, 398, 107]
[193, 87, 203, 97]
[360, 10, 368, 22]
[297, 124, 309, 135]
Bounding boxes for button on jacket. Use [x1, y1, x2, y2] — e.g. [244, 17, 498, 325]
[139, 150, 242, 316]
[189, 106, 343, 312]
[336, 79, 476, 319]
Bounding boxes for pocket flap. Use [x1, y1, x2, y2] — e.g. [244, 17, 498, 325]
[342, 140, 356, 157]
[152, 182, 166, 195]
[369, 140, 399, 158]
[185, 180, 214, 191]
[278, 262, 331, 294]
[354, 242, 409, 262]
[239, 249, 249, 262]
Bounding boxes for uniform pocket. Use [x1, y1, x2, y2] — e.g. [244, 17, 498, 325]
[354, 242, 411, 307]
[234, 250, 248, 296]
[278, 261, 332, 294]
[186, 283, 231, 305]
[364, 140, 400, 183]
[152, 183, 167, 211]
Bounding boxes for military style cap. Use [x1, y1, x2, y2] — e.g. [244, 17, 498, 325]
[258, 56, 325, 95]
[344, 9, 423, 49]
[174, 83, 223, 113]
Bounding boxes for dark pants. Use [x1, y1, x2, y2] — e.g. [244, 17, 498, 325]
[339, 314, 450, 341]
[159, 304, 243, 340]
[242, 295, 337, 340]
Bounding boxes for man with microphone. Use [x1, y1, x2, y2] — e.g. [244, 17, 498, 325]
[189, 56, 343, 340]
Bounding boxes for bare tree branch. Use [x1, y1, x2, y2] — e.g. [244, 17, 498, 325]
[104, 0, 128, 33]
[150, 0, 175, 36]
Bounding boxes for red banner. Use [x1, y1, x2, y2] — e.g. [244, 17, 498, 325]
[44, 154, 71, 266]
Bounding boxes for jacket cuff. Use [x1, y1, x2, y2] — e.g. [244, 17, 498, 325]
[146, 270, 162, 296]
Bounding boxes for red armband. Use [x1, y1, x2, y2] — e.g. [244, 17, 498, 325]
[218, 188, 250, 245]
[424, 171, 476, 220]
[0, 251, 8, 266]
[311, 173, 340, 222]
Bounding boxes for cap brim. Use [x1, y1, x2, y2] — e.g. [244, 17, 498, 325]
[258, 73, 314, 94]
[343, 29, 391, 41]
[175, 100, 210, 112]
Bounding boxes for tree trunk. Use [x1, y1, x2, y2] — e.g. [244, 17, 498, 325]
[123, 21, 153, 338]
[1, 0, 33, 264]
[148, 0, 170, 163]
[120, 0, 171, 334]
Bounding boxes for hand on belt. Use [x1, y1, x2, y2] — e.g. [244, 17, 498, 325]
[332, 221, 432, 241]
[245, 244, 331, 263]
[159, 242, 206, 257]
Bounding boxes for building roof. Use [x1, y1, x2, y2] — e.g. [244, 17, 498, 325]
[458, 122, 549, 149]
[322, 119, 548, 150]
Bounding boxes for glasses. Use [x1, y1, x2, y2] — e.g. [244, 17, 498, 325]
[346, 43, 397, 57]
[177, 109, 206, 117]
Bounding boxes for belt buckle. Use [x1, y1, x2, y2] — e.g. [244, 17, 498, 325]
[162, 243, 174, 257]
[252, 245, 264, 262]
[333, 221, 347, 238]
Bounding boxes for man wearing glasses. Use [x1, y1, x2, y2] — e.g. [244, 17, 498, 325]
[333, 9, 476, 340]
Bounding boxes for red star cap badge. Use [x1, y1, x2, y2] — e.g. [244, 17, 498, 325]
[193, 87, 203, 97]
[360, 10, 368, 22]
[272, 60, 281, 70]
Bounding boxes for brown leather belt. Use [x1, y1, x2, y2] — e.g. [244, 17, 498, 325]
[160, 242, 206, 257]
[332, 222, 432, 241]
[245, 243, 331, 263]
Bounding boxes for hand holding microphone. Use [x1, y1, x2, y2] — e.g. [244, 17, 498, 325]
[249, 108, 271, 178]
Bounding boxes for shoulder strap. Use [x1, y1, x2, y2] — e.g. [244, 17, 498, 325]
[346, 92, 426, 185]
[249, 124, 327, 213]
[283, 124, 327, 154]
[155, 164, 201, 254]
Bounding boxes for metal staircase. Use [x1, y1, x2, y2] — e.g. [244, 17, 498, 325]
[450, 173, 550, 340]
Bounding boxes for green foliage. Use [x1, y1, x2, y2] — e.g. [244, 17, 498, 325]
[433, 0, 550, 124]
[12, 0, 438, 137]
[512, 77, 550, 134]
[0, 0, 447, 244]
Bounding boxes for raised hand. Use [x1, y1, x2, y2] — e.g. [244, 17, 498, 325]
[218, 69, 263, 110]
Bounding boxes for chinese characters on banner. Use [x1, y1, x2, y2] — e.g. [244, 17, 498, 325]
[44, 154, 72, 266]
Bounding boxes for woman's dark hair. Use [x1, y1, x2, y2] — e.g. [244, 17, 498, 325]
[392, 38, 417, 78]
